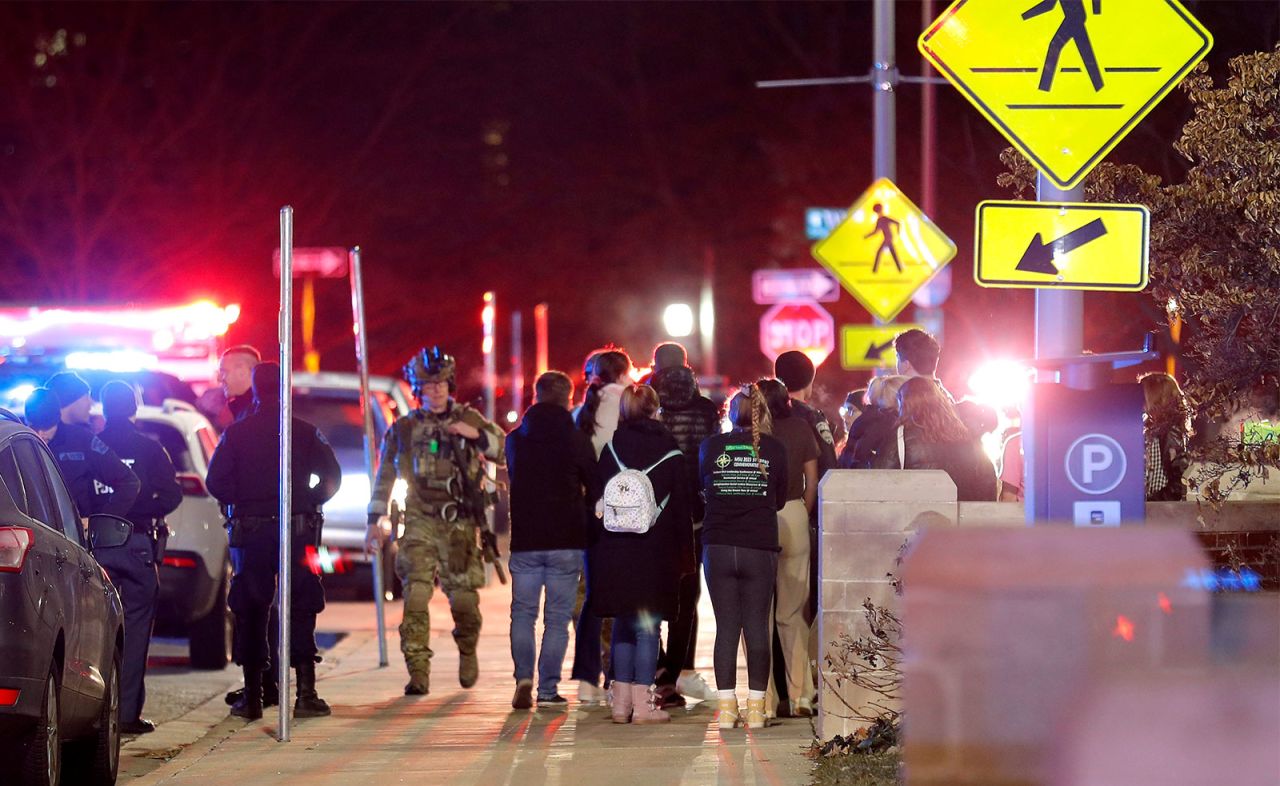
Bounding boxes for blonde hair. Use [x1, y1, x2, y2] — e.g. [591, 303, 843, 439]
[619, 384, 660, 422]
[868, 374, 909, 411]
[729, 383, 772, 477]
[1139, 372, 1191, 433]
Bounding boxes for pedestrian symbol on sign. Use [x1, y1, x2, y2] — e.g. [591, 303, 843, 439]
[1025, 0, 1103, 93]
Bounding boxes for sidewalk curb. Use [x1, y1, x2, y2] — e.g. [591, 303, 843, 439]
[123, 630, 373, 785]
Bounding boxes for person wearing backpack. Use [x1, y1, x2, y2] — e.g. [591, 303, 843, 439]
[699, 384, 788, 730]
[591, 384, 694, 724]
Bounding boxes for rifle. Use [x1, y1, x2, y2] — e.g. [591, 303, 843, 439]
[449, 432, 508, 585]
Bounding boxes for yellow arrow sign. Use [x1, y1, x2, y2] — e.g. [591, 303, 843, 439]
[840, 324, 924, 371]
[812, 179, 957, 323]
[919, 0, 1212, 189]
[975, 201, 1149, 291]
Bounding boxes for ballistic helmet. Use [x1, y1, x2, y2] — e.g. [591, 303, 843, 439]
[405, 346, 456, 393]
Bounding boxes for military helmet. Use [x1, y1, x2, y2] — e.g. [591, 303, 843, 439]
[405, 346, 456, 393]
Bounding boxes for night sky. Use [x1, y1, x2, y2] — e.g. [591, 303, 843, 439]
[1, 1, 1276, 410]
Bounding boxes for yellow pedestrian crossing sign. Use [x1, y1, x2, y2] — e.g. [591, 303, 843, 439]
[811, 179, 957, 323]
[919, 0, 1212, 189]
[840, 324, 924, 371]
[975, 201, 1149, 291]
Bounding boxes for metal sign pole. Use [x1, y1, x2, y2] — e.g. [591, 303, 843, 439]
[348, 246, 389, 667]
[277, 206, 294, 742]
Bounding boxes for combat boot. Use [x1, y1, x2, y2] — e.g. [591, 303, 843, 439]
[459, 650, 479, 689]
[230, 667, 263, 721]
[404, 670, 430, 696]
[294, 661, 331, 718]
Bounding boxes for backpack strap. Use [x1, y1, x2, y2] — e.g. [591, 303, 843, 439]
[642, 449, 684, 475]
[605, 441, 628, 471]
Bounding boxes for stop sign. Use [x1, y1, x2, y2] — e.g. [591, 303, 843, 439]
[759, 300, 835, 365]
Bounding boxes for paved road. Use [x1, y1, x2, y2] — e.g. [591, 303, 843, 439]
[120, 580, 816, 785]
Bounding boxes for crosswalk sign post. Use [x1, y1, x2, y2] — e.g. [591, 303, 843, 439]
[919, 0, 1212, 189]
[812, 178, 957, 323]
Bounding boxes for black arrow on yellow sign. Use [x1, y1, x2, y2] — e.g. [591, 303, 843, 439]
[864, 339, 895, 362]
[1015, 218, 1108, 275]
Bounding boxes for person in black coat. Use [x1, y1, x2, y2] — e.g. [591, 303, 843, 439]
[94, 381, 184, 735]
[591, 384, 693, 724]
[838, 375, 908, 469]
[504, 371, 602, 708]
[206, 362, 342, 721]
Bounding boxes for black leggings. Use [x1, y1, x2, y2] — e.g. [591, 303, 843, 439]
[703, 544, 777, 692]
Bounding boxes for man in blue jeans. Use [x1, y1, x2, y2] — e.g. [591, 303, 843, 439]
[505, 371, 603, 708]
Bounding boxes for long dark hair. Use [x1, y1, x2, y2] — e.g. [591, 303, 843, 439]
[757, 378, 791, 421]
[575, 348, 631, 436]
[896, 377, 968, 443]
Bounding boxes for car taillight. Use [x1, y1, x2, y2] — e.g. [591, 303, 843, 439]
[177, 473, 208, 497]
[0, 526, 34, 573]
[0, 688, 19, 706]
[162, 555, 198, 569]
[304, 545, 347, 576]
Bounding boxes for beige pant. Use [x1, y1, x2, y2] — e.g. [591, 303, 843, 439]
[772, 498, 814, 706]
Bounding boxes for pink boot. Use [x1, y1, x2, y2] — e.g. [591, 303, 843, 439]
[610, 681, 634, 723]
[630, 684, 671, 724]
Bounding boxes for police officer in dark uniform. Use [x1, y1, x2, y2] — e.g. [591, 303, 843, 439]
[206, 363, 341, 721]
[94, 380, 184, 735]
[25, 383, 140, 521]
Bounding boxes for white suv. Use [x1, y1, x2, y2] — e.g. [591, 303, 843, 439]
[93, 400, 231, 670]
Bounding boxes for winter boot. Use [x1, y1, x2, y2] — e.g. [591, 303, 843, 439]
[404, 669, 430, 696]
[610, 681, 634, 724]
[459, 650, 479, 689]
[293, 661, 331, 718]
[716, 697, 741, 730]
[630, 684, 671, 724]
[230, 667, 263, 721]
[745, 697, 768, 729]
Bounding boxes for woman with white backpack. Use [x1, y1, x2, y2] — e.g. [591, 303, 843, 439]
[590, 384, 694, 724]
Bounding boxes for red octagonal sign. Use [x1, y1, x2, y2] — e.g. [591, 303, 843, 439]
[759, 300, 835, 366]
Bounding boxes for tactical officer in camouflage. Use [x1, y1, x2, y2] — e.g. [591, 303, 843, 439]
[365, 347, 506, 696]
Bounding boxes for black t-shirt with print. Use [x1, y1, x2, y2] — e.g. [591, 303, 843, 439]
[698, 430, 788, 551]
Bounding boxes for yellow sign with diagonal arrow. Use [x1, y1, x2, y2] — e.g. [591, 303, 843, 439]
[812, 179, 957, 323]
[975, 200, 1149, 291]
[919, 0, 1212, 189]
[840, 324, 925, 371]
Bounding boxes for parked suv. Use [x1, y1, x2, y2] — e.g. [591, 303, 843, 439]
[0, 410, 132, 786]
[292, 372, 410, 595]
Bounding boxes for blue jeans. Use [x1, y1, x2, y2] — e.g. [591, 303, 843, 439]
[611, 612, 661, 686]
[509, 549, 583, 699]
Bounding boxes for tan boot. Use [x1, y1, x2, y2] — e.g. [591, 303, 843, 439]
[630, 684, 670, 724]
[610, 681, 634, 723]
[745, 697, 767, 729]
[716, 697, 741, 730]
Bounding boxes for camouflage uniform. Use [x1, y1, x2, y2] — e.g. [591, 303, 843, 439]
[369, 350, 505, 694]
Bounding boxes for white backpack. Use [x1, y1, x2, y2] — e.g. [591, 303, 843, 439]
[600, 443, 683, 534]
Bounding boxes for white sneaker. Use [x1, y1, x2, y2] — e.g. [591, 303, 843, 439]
[675, 672, 717, 702]
[578, 680, 606, 706]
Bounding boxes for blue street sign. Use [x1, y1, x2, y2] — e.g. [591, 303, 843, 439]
[1023, 383, 1146, 525]
[805, 207, 848, 240]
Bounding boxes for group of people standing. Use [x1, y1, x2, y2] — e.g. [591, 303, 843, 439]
[502, 341, 840, 729]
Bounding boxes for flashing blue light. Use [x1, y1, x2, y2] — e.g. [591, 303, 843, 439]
[1181, 567, 1263, 592]
[4, 384, 36, 403]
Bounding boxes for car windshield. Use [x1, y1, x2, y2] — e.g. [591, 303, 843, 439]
[292, 390, 380, 470]
[136, 420, 195, 473]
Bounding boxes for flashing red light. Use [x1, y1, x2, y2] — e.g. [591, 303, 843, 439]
[1157, 592, 1172, 615]
[0, 688, 19, 706]
[0, 527, 34, 573]
[1112, 615, 1135, 642]
[162, 556, 198, 569]
[177, 473, 209, 497]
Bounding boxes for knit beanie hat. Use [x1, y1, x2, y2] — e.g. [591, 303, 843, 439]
[100, 380, 139, 422]
[24, 388, 61, 430]
[653, 342, 689, 371]
[46, 371, 91, 409]
[774, 350, 816, 392]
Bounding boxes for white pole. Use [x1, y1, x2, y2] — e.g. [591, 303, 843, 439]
[348, 246, 389, 667]
[278, 206, 294, 742]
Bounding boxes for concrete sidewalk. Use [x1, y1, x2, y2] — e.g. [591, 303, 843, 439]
[129, 583, 816, 786]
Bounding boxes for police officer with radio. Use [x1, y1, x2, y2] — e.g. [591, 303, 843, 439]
[206, 363, 342, 721]
[365, 347, 506, 696]
[94, 380, 184, 735]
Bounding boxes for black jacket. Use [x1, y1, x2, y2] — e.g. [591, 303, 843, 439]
[505, 403, 601, 552]
[791, 399, 838, 476]
[206, 402, 342, 517]
[588, 418, 694, 620]
[98, 419, 183, 529]
[699, 430, 788, 551]
[838, 407, 897, 469]
[227, 392, 255, 423]
[873, 424, 998, 502]
[49, 423, 140, 518]
[653, 366, 720, 521]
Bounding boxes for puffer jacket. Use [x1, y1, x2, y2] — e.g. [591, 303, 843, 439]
[653, 366, 721, 522]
